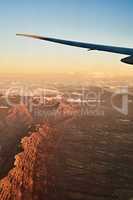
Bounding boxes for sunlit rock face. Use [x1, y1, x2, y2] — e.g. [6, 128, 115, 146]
[0, 124, 57, 200]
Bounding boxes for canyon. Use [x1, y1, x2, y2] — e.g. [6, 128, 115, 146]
[0, 123, 58, 200]
[0, 90, 133, 200]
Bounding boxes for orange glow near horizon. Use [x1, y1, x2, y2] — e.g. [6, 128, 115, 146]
[1, 50, 133, 77]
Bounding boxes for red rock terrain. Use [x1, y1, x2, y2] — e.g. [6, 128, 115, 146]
[0, 124, 57, 200]
[1, 102, 133, 200]
[0, 104, 33, 178]
[6, 103, 32, 128]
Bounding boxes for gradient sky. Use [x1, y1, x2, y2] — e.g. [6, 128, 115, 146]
[0, 0, 133, 75]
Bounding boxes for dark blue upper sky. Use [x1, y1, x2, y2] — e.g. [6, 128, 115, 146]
[1, 0, 132, 41]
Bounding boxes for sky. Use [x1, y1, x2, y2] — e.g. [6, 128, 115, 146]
[0, 0, 133, 76]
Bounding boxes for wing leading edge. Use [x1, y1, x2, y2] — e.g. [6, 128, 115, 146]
[16, 33, 133, 65]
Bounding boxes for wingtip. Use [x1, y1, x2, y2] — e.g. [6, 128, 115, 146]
[16, 33, 27, 36]
[16, 34, 50, 43]
[16, 33, 36, 39]
[16, 33, 44, 39]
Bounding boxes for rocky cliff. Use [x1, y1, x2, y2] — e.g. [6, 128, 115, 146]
[0, 124, 57, 200]
[0, 104, 33, 179]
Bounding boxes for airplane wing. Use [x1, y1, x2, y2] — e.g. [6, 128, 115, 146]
[16, 33, 133, 65]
